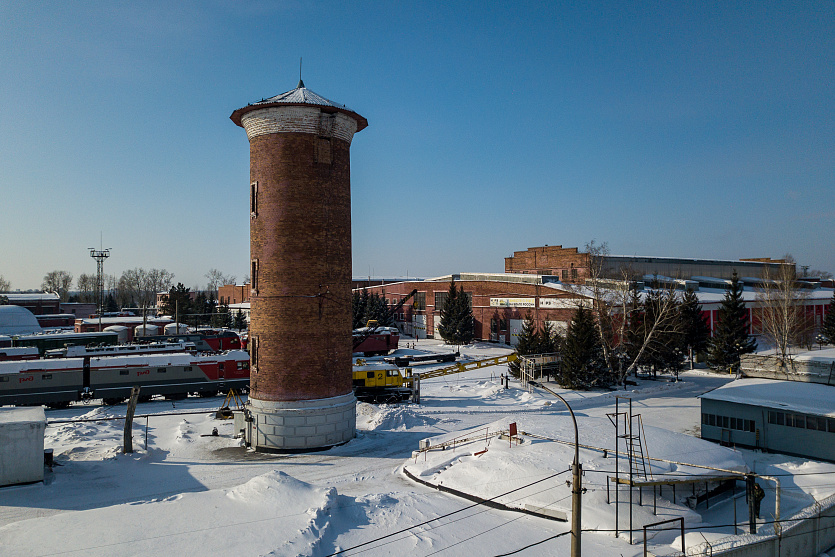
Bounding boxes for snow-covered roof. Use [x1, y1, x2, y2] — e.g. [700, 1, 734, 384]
[0, 305, 42, 335]
[699, 378, 835, 417]
[77, 316, 173, 325]
[0, 406, 46, 425]
[253, 81, 350, 110]
[230, 80, 367, 131]
[1, 292, 59, 302]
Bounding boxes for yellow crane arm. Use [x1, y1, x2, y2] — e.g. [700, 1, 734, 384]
[410, 353, 517, 382]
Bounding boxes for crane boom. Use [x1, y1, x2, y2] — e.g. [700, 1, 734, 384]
[410, 353, 517, 382]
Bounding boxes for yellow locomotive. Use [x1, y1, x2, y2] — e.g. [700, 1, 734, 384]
[352, 353, 518, 403]
[352, 358, 412, 402]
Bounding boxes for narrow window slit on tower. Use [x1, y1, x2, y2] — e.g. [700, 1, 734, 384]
[251, 259, 259, 295]
[250, 181, 258, 216]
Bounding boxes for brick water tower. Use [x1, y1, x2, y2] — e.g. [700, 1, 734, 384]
[231, 80, 367, 451]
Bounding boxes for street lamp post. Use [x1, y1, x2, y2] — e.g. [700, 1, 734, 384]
[530, 381, 582, 557]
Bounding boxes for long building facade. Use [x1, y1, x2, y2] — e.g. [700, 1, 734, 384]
[359, 272, 832, 346]
[505, 245, 794, 284]
[360, 273, 592, 345]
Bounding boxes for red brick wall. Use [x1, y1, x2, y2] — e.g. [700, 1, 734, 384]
[248, 131, 353, 402]
[218, 284, 249, 305]
[504, 245, 590, 283]
[364, 280, 588, 342]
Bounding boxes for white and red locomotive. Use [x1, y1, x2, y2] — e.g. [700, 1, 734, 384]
[0, 350, 250, 408]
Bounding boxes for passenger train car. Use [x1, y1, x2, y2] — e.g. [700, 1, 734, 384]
[0, 350, 250, 408]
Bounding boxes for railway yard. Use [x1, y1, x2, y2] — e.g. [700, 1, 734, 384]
[1, 339, 835, 556]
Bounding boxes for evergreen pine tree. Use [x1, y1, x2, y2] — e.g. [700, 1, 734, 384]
[509, 314, 539, 377]
[214, 300, 232, 328]
[233, 309, 247, 330]
[438, 282, 474, 345]
[438, 282, 459, 343]
[351, 290, 365, 329]
[454, 289, 474, 344]
[105, 293, 119, 313]
[514, 314, 539, 354]
[193, 291, 209, 326]
[560, 305, 608, 389]
[362, 293, 392, 326]
[537, 321, 561, 354]
[822, 292, 835, 345]
[680, 289, 710, 361]
[162, 283, 194, 325]
[707, 272, 757, 371]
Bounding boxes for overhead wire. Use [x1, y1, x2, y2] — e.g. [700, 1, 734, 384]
[323, 468, 571, 556]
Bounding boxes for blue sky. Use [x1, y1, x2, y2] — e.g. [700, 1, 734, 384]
[2, 1, 833, 291]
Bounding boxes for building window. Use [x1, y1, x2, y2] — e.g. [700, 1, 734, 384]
[251, 336, 258, 368]
[413, 292, 426, 311]
[562, 270, 569, 281]
[251, 259, 259, 295]
[250, 182, 258, 217]
[571, 268, 578, 279]
[807, 416, 827, 431]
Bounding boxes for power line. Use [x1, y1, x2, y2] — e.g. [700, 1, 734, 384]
[335, 484, 570, 557]
[493, 531, 571, 556]
[323, 469, 570, 557]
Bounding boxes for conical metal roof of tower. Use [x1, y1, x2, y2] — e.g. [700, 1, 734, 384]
[230, 81, 367, 131]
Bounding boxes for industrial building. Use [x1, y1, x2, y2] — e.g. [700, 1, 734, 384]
[699, 378, 835, 462]
[505, 245, 795, 284]
[359, 270, 832, 346]
[0, 293, 60, 315]
[360, 273, 592, 344]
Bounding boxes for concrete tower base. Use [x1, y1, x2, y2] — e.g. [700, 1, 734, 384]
[244, 393, 356, 452]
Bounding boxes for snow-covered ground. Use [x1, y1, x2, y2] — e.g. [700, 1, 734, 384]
[1, 339, 834, 556]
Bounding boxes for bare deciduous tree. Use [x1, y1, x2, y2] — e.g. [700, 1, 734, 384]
[0, 275, 10, 292]
[578, 241, 687, 385]
[146, 269, 175, 299]
[582, 240, 618, 380]
[118, 268, 174, 311]
[756, 255, 810, 363]
[42, 270, 73, 302]
[205, 269, 236, 297]
[807, 269, 833, 280]
[77, 273, 96, 303]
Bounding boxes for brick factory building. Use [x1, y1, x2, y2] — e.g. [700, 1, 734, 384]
[358, 266, 832, 346]
[359, 273, 592, 345]
[231, 79, 366, 452]
[218, 283, 250, 306]
[505, 245, 793, 284]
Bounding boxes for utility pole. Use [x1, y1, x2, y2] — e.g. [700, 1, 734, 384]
[89, 247, 111, 331]
[531, 381, 582, 556]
